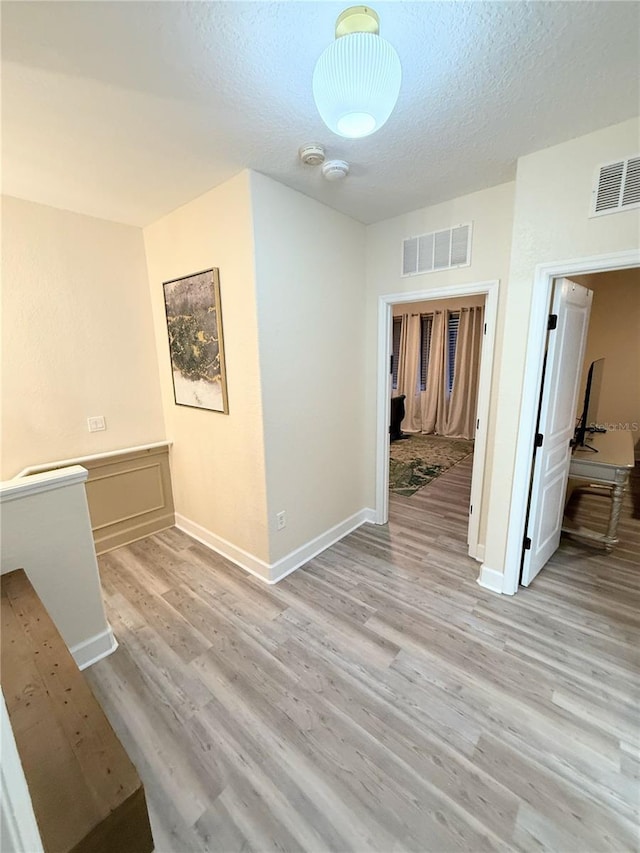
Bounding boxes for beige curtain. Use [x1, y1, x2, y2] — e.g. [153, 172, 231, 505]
[397, 314, 422, 432]
[446, 306, 484, 438]
[394, 314, 410, 393]
[393, 305, 484, 439]
[420, 310, 446, 434]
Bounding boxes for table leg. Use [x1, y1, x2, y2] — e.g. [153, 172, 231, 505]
[603, 481, 626, 552]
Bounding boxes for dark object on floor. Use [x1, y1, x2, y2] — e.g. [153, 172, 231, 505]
[390, 394, 410, 441]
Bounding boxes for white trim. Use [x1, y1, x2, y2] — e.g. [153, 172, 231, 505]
[503, 249, 640, 596]
[477, 564, 504, 594]
[269, 508, 375, 583]
[15, 441, 172, 478]
[468, 282, 498, 559]
[375, 299, 393, 524]
[375, 280, 499, 566]
[175, 509, 376, 585]
[0, 465, 88, 502]
[474, 543, 485, 562]
[175, 513, 271, 581]
[0, 692, 44, 853]
[70, 624, 118, 670]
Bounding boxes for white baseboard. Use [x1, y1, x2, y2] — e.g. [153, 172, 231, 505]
[269, 508, 375, 583]
[175, 514, 272, 581]
[477, 564, 504, 595]
[467, 541, 485, 563]
[175, 508, 376, 585]
[71, 624, 118, 670]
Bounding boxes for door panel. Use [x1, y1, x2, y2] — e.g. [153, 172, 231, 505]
[521, 279, 592, 586]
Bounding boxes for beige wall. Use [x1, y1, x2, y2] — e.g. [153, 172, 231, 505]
[5, 120, 638, 586]
[143, 171, 270, 565]
[366, 181, 516, 549]
[1, 196, 166, 478]
[483, 117, 640, 575]
[575, 268, 640, 444]
[249, 172, 368, 564]
[83, 444, 175, 554]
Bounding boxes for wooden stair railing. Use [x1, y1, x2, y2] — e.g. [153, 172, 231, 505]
[1, 569, 154, 853]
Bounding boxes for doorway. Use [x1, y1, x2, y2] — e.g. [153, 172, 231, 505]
[375, 280, 499, 563]
[503, 250, 640, 595]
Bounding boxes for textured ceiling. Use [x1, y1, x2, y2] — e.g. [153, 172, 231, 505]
[2, 1, 639, 226]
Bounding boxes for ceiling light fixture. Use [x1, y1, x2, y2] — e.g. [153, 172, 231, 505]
[312, 5, 401, 140]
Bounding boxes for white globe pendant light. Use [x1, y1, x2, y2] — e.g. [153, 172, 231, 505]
[313, 6, 401, 139]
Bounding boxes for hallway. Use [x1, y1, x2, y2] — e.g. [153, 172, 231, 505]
[86, 455, 640, 851]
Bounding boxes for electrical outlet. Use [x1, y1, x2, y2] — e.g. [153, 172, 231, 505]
[276, 511, 286, 531]
[87, 416, 106, 432]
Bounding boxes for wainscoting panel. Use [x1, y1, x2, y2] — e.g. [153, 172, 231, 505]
[83, 446, 175, 555]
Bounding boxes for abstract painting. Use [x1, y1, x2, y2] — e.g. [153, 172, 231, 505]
[162, 268, 228, 413]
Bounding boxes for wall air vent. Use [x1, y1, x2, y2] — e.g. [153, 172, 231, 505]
[590, 155, 640, 217]
[402, 223, 472, 277]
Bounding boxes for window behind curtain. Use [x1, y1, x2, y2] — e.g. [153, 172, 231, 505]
[447, 312, 460, 394]
[392, 317, 402, 389]
[419, 314, 433, 391]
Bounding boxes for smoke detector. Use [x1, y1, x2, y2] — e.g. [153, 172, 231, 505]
[298, 143, 326, 166]
[322, 159, 350, 181]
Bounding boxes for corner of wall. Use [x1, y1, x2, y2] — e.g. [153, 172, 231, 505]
[142, 172, 270, 564]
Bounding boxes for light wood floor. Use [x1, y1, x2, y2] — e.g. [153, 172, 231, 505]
[86, 455, 640, 852]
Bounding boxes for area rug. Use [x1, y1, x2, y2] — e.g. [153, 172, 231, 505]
[389, 434, 474, 496]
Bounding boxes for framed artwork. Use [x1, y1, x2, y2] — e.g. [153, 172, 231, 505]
[162, 268, 229, 413]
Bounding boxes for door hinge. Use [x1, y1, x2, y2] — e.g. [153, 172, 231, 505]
[469, 504, 473, 515]
[484, 322, 487, 335]
[477, 418, 480, 430]
[535, 432, 544, 448]
[523, 536, 532, 550]
[548, 313, 558, 330]
[390, 354, 393, 375]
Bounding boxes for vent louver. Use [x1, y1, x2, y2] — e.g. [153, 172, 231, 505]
[591, 156, 640, 217]
[402, 223, 472, 277]
[402, 237, 418, 276]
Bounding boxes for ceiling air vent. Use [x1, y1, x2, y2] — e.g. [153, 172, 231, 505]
[402, 223, 472, 277]
[591, 156, 640, 217]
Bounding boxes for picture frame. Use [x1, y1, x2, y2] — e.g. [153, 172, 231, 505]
[162, 267, 229, 413]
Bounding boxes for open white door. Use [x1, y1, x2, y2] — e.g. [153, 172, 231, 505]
[521, 278, 592, 586]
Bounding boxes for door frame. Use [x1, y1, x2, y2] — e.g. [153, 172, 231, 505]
[375, 279, 499, 562]
[502, 249, 640, 596]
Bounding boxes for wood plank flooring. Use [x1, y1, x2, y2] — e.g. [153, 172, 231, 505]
[85, 455, 640, 852]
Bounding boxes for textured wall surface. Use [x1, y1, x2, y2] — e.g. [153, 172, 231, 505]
[250, 171, 368, 563]
[143, 171, 270, 564]
[366, 181, 516, 549]
[483, 117, 640, 576]
[1, 196, 166, 478]
[576, 268, 640, 445]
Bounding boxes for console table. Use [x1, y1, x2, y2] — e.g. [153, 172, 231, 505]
[563, 430, 635, 551]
